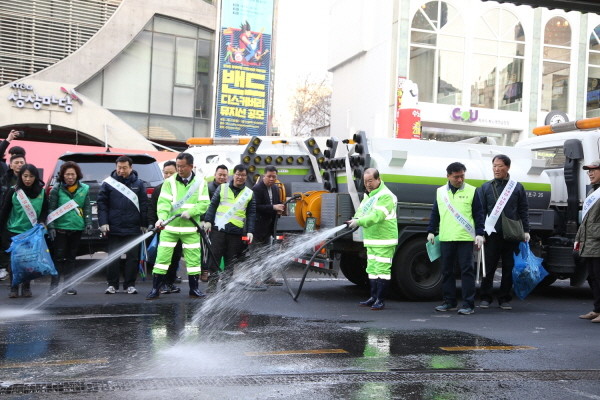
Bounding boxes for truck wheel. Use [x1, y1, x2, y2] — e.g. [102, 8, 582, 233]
[392, 238, 442, 300]
[340, 253, 368, 287]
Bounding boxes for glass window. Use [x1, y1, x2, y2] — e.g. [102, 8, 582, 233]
[150, 33, 175, 115]
[587, 25, 600, 117]
[103, 31, 152, 112]
[196, 39, 213, 119]
[410, 1, 464, 104]
[111, 110, 150, 137]
[154, 16, 198, 38]
[173, 86, 194, 117]
[149, 115, 193, 141]
[471, 9, 524, 111]
[541, 17, 571, 112]
[175, 37, 196, 86]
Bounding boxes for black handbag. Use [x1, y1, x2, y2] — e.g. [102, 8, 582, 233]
[492, 182, 524, 242]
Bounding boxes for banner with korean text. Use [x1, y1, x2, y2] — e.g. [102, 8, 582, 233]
[215, 0, 273, 137]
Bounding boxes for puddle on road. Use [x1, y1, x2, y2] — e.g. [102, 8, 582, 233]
[0, 303, 516, 382]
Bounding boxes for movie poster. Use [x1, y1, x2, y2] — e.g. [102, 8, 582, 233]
[215, 0, 273, 137]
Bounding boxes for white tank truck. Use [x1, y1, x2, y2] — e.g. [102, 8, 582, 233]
[305, 117, 600, 300]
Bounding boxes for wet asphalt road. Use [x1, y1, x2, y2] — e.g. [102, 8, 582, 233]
[1, 264, 599, 399]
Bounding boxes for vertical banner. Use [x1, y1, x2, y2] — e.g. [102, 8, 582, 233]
[395, 77, 421, 139]
[215, 0, 274, 137]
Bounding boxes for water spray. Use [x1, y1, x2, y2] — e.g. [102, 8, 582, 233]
[282, 224, 358, 301]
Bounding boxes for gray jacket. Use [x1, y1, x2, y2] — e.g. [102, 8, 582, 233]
[575, 184, 600, 257]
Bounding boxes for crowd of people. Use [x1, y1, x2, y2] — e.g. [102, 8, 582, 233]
[0, 134, 598, 322]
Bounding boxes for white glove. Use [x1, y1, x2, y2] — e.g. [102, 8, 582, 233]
[99, 224, 109, 234]
[475, 235, 484, 249]
[181, 211, 191, 220]
[141, 226, 148, 233]
[427, 233, 435, 244]
[523, 232, 531, 242]
[203, 221, 212, 232]
[155, 219, 164, 229]
[347, 219, 359, 229]
[246, 233, 254, 244]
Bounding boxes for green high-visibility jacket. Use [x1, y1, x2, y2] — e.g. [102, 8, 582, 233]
[215, 184, 253, 229]
[436, 183, 476, 242]
[353, 181, 398, 247]
[157, 174, 210, 232]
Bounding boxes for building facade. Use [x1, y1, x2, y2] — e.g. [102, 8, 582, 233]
[0, 0, 217, 150]
[329, 0, 600, 144]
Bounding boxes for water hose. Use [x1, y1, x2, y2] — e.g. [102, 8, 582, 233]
[282, 225, 358, 301]
[188, 218, 221, 268]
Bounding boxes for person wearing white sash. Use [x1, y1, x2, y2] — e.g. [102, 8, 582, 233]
[146, 154, 210, 300]
[0, 164, 48, 298]
[427, 162, 485, 315]
[0, 152, 26, 281]
[203, 164, 256, 292]
[575, 160, 600, 323]
[47, 161, 92, 296]
[97, 156, 148, 295]
[478, 154, 530, 311]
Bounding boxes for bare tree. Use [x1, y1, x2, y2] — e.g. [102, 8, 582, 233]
[290, 76, 331, 137]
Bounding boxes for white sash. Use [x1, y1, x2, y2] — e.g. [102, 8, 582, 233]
[15, 189, 38, 227]
[215, 186, 252, 230]
[582, 186, 600, 221]
[46, 199, 79, 225]
[484, 179, 517, 235]
[355, 190, 384, 219]
[441, 189, 475, 239]
[169, 177, 202, 213]
[103, 176, 139, 211]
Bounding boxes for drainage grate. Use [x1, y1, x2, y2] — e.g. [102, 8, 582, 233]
[2, 370, 600, 394]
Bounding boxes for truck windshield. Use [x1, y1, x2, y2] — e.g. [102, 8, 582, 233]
[532, 146, 565, 168]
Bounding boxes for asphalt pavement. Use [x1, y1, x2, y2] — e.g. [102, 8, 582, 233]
[1, 264, 599, 399]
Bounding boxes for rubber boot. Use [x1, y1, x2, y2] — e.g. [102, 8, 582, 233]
[371, 279, 389, 311]
[21, 281, 32, 298]
[359, 279, 377, 307]
[188, 275, 206, 298]
[146, 274, 165, 300]
[206, 274, 219, 294]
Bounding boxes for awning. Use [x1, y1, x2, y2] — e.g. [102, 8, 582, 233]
[481, 0, 600, 14]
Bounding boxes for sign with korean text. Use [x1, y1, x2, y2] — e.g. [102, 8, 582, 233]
[215, 0, 273, 137]
[7, 82, 82, 113]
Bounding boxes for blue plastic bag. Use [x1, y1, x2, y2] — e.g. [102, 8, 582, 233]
[146, 233, 158, 264]
[512, 241, 548, 300]
[8, 224, 57, 286]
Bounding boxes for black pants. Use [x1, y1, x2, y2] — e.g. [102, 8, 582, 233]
[441, 241, 475, 308]
[585, 257, 600, 313]
[1, 230, 19, 287]
[53, 230, 82, 283]
[107, 234, 139, 290]
[208, 230, 247, 280]
[480, 233, 519, 304]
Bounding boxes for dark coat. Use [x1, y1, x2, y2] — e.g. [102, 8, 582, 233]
[252, 179, 281, 241]
[478, 177, 530, 234]
[97, 170, 147, 236]
[576, 184, 600, 257]
[147, 182, 162, 227]
[208, 180, 221, 201]
[204, 181, 256, 235]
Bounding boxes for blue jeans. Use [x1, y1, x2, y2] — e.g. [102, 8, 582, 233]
[441, 241, 475, 308]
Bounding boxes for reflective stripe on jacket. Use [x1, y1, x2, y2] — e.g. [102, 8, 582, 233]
[436, 183, 476, 242]
[157, 174, 210, 233]
[353, 181, 398, 247]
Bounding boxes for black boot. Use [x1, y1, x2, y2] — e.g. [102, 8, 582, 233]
[146, 274, 165, 300]
[359, 279, 377, 307]
[188, 275, 206, 298]
[21, 281, 32, 298]
[371, 279, 389, 310]
[48, 275, 59, 295]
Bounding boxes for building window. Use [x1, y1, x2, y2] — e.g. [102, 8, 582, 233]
[77, 16, 214, 142]
[541, 16, 571, 113]
[587, 25, 600, 117]
[410, 1, 464, 104]
[470, 8, 525, 111]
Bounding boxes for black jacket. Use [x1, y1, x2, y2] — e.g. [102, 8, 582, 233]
[252, 179, 281, 240]
[97, 170, 148, 236]
[204, 181, 256, 235]
[208, 180, 221, 201]
[478, 176, 530, 234]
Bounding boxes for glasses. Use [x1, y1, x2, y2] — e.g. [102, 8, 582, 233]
[234, 173, 247, 178]
[588, 169, 599, 174]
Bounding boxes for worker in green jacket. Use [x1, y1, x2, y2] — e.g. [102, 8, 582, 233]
[346, 168, 398, 310]
[146, 153, 210, 300]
